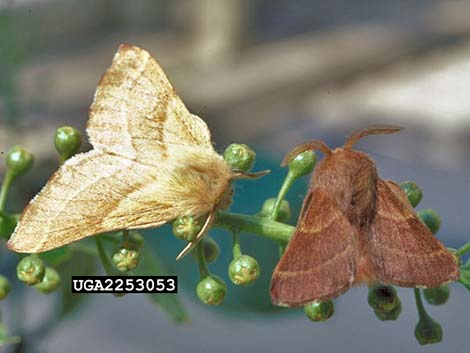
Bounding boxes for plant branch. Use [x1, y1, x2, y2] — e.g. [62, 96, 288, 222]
[0, 171, 14, 211]
[214, 211, 294, 243]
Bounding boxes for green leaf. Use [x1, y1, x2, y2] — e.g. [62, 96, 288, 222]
[458, 260, 470, 290]
[130, 245, 189, 323]
[41, 247, 72, 267]
[58, 250, 98, 317]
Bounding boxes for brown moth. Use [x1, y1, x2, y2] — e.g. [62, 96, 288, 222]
[7, 44, 261, 259]
[270, 126, 460, 307]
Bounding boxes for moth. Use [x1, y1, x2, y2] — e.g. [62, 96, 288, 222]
[7, 44, 262, 259]
[270, 127, 460, 307]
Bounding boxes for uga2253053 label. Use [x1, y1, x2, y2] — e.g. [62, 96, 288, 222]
[71, 276, 177, 293]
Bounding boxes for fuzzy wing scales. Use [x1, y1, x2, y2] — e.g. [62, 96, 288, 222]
[7, 151, 176, 253]
[270, 188, 357, 307]
[87, 44, 214, 165]
[368, 179, 459, 287]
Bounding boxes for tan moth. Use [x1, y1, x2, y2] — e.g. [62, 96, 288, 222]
[7, 44, 261, 259]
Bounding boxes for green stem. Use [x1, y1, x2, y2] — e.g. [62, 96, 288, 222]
[456, 243, 470, 258]
[0, 170, 14, 211]
[232, 231, 242, 258]
[414, 288, 429, 320]
[214, 211, 295, 243]
[122, 229, 129, 243]
[95, 236, 116, 275]
[269, 170, 296, 221]
[195, 242, 209, 278]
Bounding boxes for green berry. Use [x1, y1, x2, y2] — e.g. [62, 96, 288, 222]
[112, 247, 140, 272]
[203, 237, 220, 263]
[304, 300, 335, 322]
[415, 316, 443, 345]
[0, 275, 12, 300]
[374, 299, 402, 321]
[423, 285, 450, 305]
[17, 255, 45, 285]
[6, 145, 34, 177]
[228, 255, 260, 286]
[54, 126, 82, 161]
[196, 275, 227, 305]
[34, 267, 61, 294]
[288, 151, 316, 178]
[172, 215, 204, 242]
[417, 209, 441, 234]
[223, 143, 256, 172]
[258, 197, 291, 222]
[368, 284, 398, 312]
[400, 181, 423, 208]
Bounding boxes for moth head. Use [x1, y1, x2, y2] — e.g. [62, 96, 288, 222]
[281, 125, 403, 166]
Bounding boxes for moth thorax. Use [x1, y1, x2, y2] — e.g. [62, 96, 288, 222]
[314, 149, 378, 227]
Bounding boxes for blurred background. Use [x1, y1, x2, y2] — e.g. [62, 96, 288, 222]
[1, 0, 470, 352]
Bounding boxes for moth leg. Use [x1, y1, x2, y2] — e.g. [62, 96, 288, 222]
[231, 170, 270, 180]
[175, 211, 215, 261]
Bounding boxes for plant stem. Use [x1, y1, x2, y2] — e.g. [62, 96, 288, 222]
[269, 170, 296, 221]
[195, 242, 209, 278]
[0, 171, 14, 211]
[232, 231, 242, 258]
[95, 236, 116, 276]
[456, 243, 470, 258]
[214, 211, 294, 243]
[414, 288, 429, 320]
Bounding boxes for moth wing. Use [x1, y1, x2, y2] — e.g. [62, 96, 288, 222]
[368, 179, 459, 287]
[270, 187, 357, 307]
[7, 151, 179, 253]
[87, 44, 213, 165]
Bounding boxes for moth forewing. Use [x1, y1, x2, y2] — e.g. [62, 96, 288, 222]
[270, 126, 459, 307]
[7, 44, 233, 254]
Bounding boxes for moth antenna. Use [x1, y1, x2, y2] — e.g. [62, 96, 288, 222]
[281, 140, 331, 167]
[343, 125, 403, 150]
[175, 211, 215, 261]
[232, 169, 270, 180]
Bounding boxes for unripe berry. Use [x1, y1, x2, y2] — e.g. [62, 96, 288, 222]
[368, 284, 398, 312]
[258, 198, 291, 222]
[228, 255, 260, 286]
[400, 181, 423, 208]
[196, 275, 227, 305]
[173, 215, 204, 242]
[0, 275, 12, 300]
[34, 267, 61, 294]
[417, 209, 441, 234]
[6, 145, 34, 177]
[374, 299, 402, 321]
[54, 126, 82, 161]
[288, 151, 316, 178]
[203, 237, 220, 263]
[112, 247, 140, 272]
[223, 143, 255, 172]
[415, 316, 443, 345]
[423, 285, 450, 305]
[17, 255, 45, 285]
[304, 300, 335, 322]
